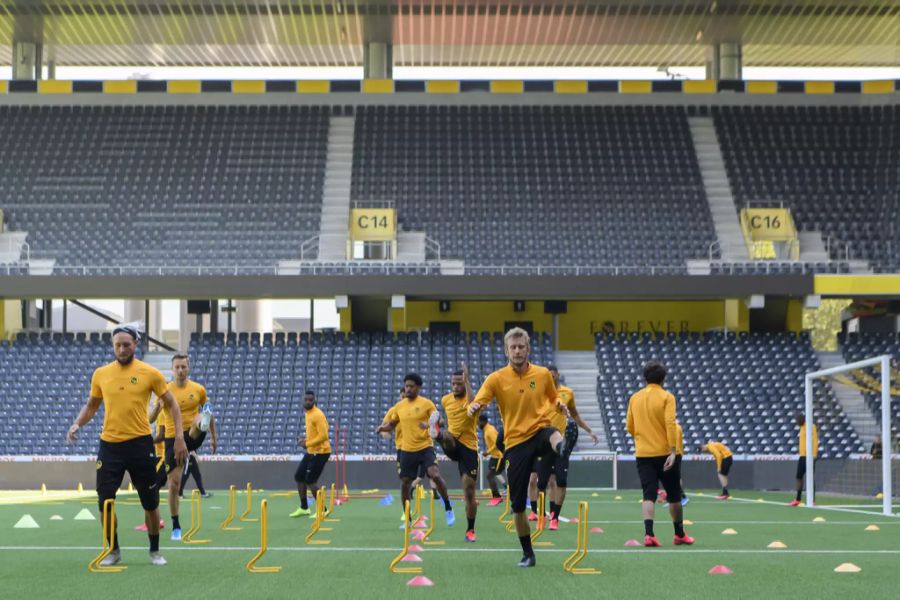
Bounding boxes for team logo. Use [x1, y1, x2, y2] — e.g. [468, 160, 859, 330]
[130, 377, 138, 385]
[529, 380, 536, 390]
[189, 394, 195, 401]
[96, 460, 103, 470]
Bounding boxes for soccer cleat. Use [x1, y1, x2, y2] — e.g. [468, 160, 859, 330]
[201, 492, 212, 498]
[289, 507, 311, 518]
[99, 549, 121, 567]
[170, 528, 182, 542]
[445, 509, 455, 527]
[465, 530, 476, 543]
[199, 404, 213, 432]
[715, 494, 731, 500]
[149, 551, 167, 566]
[788, 500, 801, 507]
[644, 535, 662, 547]
[656, 490, 667, 504]
[548, 518, 559, 531]
[428, 410, 441, 440]
[673, 533, 695, 546]
[487, 497, 504, 507]
[527, 511, 538, 522]
[681, 496, 690, 506]
[517, 555, 536, 568]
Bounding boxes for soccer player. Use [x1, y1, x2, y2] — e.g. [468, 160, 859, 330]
[675, 420, 688, 506]
[376, 373, 455, 527]
[789, 413, 818, 506]
[430, 366, 480, 541]
[67, 326, 187, 566]
[478, 413, 506, 506]
[533, 364, 600, 530]
[148, 352, 216, 541]
[626, 360, 693, 547]
[178, 452, 210, 498]
[466, 328, 569, 567]
[290, 391, 331, 517]
[699, 441, 733, 499]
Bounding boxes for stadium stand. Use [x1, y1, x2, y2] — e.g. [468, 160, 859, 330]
[0, 331, 553, 456]
[838, 332, 900, 438]
[0, 105, 330, 274]
[597, 332, 865, 457]
[352, 105, 717, 273]
[714, 106, 900, 273]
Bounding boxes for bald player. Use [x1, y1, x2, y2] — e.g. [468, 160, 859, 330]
[466, 327, 569, 568]
[67, 326, 187, 566]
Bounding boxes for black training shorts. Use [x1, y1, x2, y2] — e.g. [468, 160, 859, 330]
[96, 435, 160, 511]
[636, 455, 682, 503]
[505, 427, 557, 513]
[719, 455, 733, 476]
[164, 430, 206, 473]
[488, 456, 505, 475]
[295, 452, 331, 485]
[398, 447, 438, 480]
[796, 456, 817, 479]
[536, 421, 578, 488]
[443, 440, 479, 479]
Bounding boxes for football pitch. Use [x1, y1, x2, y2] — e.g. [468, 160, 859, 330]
[2, 488, 898, 599]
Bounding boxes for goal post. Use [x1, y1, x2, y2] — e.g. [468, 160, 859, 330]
[805, 354, 892, 515]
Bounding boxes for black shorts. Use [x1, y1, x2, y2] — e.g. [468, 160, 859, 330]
[796, 457, 817, 479]
[398, 447, 437, 480]
[536, 421, 578, 488]
[443, 440, 479, 479]
[719, 456, 733, 476]
[505, 428, 557, 513]
[488, 456, 505, 475]
[164, 430, 207, 473]
[636, 455, 682, 503]
[96, 435, 160, 511]
[295, 453, 331, 485]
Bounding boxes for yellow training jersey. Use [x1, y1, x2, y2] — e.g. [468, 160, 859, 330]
[675, 423, 684, 456]
[91, 358, 168, 443]
[547, 385, 575, 432]
[707, 442, 732, 469]
[482, 423, 503, 459]
[799, 424, 819, 458]
[625, 384, 677, 458]
[441, 393, 479, 451]
[305, 406, 332, 454]
[386, 396, 437, 452]
[160, 379, 207, 438]
[474, 363, 558, 450]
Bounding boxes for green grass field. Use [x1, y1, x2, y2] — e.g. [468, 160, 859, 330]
[2, 487, 898, 599]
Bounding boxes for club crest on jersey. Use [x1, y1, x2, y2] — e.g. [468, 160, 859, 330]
[96, 460, 103, 470]
[189, 394, 194, 401]
[130, 377, 138, 385]
[529, 380, 536, 390]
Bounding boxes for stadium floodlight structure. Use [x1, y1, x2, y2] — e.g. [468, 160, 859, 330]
[805, 355, 892, 515]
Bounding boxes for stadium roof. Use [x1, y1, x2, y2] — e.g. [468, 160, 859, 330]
[0, 0, 897, 69]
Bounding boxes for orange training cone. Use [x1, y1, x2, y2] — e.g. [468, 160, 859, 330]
[709, 565, 733, 575]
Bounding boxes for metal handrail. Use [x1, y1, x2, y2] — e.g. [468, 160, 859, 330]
[351, 200, 395, 209]
[424, 236, 441, 260]
[707, 239, 721, 260]
[300, 235, 319, 260]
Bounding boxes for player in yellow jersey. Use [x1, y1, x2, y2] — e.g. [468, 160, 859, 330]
[148, 353, 216, 541]
[478, 413, 506, 506]
[699, 441, 732, 499]
[466, 328, 569, 568]
[531, 364, 600, 530]
[789, 413, 819, 506]
[289, 391, 332, 517]
[429, 366, 480, 541]
[376, 373, 455, 527]
[67, 326, 187, 566]
[626, 360, 693, 547]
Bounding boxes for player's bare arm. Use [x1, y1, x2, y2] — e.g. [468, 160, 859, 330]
[66, 396, 102, 443]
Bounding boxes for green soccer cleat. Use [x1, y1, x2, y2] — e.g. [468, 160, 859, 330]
[289, 507, 311, 518]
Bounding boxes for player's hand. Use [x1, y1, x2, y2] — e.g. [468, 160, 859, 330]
[173, 436, 188, 466]
[557, 401, 570, 417]
[663, 452, 676, 471]
[298, 437, 307, 448]
[417, 421, 428, 430]
[461, 362, 470, 380]
[467, 401, 482, 416]
[66, 422, 79, 444]
[589, 432, 600, 445]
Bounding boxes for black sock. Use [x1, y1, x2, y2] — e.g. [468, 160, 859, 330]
[490, 483, 501, 498]
[674, 520, 685, 536]
[300, 494, 308, 510]
[644, 519, 654, 537]
[467, 517, 475, 531]
[443, 497, 452, 512]
[149, 534, 160, 553]
[172, 515, 181, 530]
[433, 490, 439, 500]
[518, 534, 534, 557]
[111, 525, 119, 551]
[190, 459, 205, 494]
[530, 500, 538, 513]
[549, 502, 559, 517]
[722, 487, 729, 496]
[555, 500, 564, 518]
[795, 489, 802, 501]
